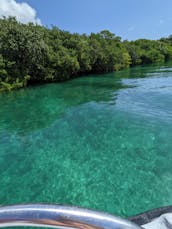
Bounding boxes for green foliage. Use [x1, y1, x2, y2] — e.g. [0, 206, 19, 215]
[0, 17, 172, 91]
[0, 55, 7, 80]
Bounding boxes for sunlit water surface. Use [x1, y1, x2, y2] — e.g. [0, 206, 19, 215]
[0, 64, 172, 218]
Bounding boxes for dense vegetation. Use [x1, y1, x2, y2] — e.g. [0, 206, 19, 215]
[1, 17, 172, 91]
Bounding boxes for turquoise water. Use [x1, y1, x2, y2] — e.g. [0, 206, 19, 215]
[0, 64, 172, 218]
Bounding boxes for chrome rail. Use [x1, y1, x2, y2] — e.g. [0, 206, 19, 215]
[0, 204, 142, 229]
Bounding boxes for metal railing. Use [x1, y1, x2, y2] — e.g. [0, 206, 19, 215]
[0, 204, 142, 229]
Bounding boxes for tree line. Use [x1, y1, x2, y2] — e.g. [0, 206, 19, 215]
[0, 17, 172, 91]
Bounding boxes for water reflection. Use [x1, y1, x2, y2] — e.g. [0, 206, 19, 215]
[0, 63, 172, 135]
[0, 76, 129, 134]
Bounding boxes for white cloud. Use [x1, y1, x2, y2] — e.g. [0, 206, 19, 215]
[0, 0, 41, 24]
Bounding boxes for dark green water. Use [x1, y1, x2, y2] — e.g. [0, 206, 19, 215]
[0, 64, 172, 218]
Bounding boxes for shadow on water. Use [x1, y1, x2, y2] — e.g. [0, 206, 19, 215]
[0, 75, 134, 134]
[0, 62, 172, 135]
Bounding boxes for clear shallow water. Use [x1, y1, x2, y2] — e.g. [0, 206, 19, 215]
[0, 64, 172, 218]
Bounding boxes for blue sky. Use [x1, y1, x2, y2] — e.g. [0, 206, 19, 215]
[5, 0, 172, 40]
